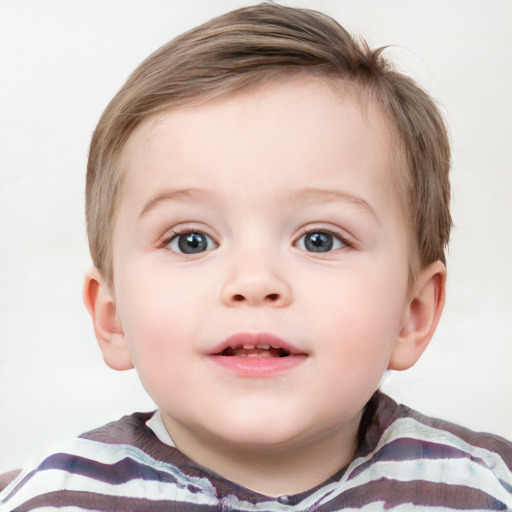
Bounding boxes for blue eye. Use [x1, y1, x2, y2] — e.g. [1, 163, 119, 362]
[167, 232, 217, 254]
[296, 231, 346, 253]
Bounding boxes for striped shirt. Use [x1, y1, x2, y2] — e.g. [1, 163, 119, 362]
[1, 392, 511, 511]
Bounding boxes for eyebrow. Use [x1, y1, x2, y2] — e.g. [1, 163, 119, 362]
[286, 188, 380, 223]
[138, 188, 206, 218]
[138, 186, 380, 223]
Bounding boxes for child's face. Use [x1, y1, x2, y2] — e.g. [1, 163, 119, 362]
[110, 77, 413, 456]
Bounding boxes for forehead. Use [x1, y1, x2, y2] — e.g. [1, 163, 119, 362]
[116, 77, 403, 223]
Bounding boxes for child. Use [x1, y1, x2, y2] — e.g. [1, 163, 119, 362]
[1, 3, 511, 510]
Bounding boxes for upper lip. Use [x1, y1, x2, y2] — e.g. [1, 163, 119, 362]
[208, 332, 306, 356]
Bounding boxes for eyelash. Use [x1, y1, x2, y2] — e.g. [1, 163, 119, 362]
[160, 225, 352, 255]
[294, 227, 352, 252]
[161, 227, 218, 253]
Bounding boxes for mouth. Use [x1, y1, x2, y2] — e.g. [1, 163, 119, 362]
[208, 332, 306, 375]
[218, 344, 291, 358]
[210, 332, 304, 358]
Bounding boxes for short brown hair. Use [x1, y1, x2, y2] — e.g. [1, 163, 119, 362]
[86, 2, 451, 287]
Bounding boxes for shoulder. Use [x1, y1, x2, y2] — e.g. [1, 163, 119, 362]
[370, 392, 512, 465]
[348, 391, 512, 510]
[0, 412, 219, 511]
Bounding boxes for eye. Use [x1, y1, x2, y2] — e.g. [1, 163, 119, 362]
[295, 230, 347, 253]
[166, 231, 218, 254]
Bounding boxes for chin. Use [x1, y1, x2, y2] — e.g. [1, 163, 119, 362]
[205, 416, 308, 451]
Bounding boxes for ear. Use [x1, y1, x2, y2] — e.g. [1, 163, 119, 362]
[83, 267, 134, 371]
[388, 260, 447, 371]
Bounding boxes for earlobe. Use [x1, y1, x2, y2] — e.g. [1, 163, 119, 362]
[389, 260, 447, 371]
[83, 267, 134, 371]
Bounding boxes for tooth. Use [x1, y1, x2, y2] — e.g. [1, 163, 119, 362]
[243, 344, 255, 349]
[256, 344, 271, 349]
[246, 353, 259, 358]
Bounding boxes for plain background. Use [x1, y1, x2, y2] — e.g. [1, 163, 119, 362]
[0, 0, 511, 473]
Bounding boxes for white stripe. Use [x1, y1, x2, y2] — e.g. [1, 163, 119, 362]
[1, 437, 220, 510]
[262, 415, 512, 511]
[1, 468, 220, 511]
[24, 436, 216, 493]
[380, 417, 512, 487]
[2, 415, 511, 511]
[200, 454, 511, 512]
[309, 417, 512, 509]
[334, 504, 506, 512]
[11, 508, 99, 512]
[50, 437, 164, 466]
[146, 410, 176, 447]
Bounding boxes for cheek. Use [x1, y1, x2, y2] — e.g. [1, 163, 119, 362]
[309, 269, 407, 351]
[114, 268, 181, 350]
[116, 285, 194, 402]
[114, 260, 214, 362]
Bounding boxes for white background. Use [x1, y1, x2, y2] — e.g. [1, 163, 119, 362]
[0, 0, 511, 473]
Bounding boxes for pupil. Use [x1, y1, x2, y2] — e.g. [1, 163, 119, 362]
[305, 232, 333, 252]
[178, 232, 207, 254]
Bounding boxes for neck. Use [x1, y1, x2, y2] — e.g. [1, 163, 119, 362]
[162, 413, 362, 497]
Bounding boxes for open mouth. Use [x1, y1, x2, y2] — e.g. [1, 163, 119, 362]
[209, 333, 306, 375]
[218, 344, 291, 358]
[210, 332, 304, 358]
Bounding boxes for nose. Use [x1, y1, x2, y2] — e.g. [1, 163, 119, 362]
[220, 258, 292, 308]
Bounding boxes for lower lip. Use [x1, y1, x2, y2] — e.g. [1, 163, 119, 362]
[208, 355, 307, 377]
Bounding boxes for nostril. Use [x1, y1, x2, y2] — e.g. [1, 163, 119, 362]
[233, 294, 245, 302]
[266, 293, 279, 301]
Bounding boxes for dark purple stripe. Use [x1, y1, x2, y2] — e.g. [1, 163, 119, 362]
[11, 490, 221, 512]
[79, 414, 272, 503]
[499, 478, 512, 494]
[79, 413, 205, 473]
[0, 469, 21, 493]
[39, 452, 206, 491]
[1, 471, 39, 503]
[391, 398, 512, 471]
[317, 478, 508, 511]
[79, 411, 155, 445]
[359, 392, 512, 471]
[348, 437, 488, 481]
[1, 452, 206, 504]
[8, 480, 509, 512]
[377, 437, 485, 462]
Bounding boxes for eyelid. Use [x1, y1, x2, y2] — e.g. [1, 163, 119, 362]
[160, 224, 220, 252]
[168, 232, 218, 254]
[293, 225, 353, 249]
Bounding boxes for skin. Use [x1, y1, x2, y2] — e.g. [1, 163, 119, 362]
[84, 77, 446, 496]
